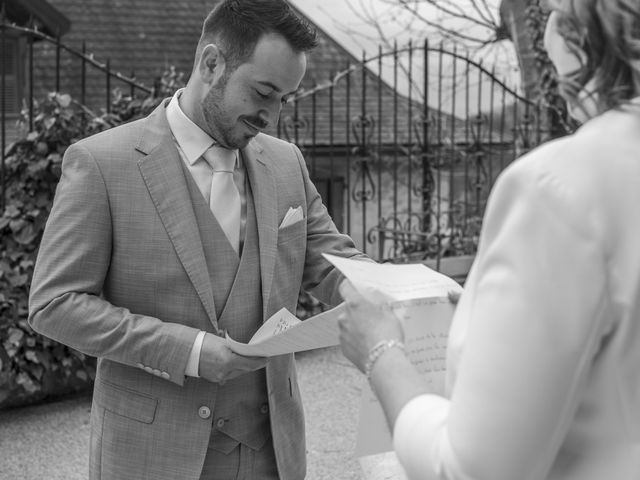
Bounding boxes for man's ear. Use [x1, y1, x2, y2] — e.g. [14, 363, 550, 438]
[198, 44, 226, 84]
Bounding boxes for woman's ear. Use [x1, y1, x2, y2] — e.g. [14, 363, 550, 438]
[198, 44, 226, 85]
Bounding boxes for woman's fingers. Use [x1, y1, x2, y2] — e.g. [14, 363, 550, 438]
[339, 279, 357, 300]
[448, 289, 462, 305]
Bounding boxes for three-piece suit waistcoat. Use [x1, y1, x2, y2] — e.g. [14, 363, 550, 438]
[181, 156, 271, 454]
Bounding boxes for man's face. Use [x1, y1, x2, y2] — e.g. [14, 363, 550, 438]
[202, 33, 307, 149]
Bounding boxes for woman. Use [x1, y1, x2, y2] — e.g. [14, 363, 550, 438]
[338, 1, 640, 479]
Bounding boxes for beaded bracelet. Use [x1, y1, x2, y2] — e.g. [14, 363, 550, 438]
[364, 339, 406, 380]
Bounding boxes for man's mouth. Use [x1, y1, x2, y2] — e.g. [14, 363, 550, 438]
[243, 119, 266, 134]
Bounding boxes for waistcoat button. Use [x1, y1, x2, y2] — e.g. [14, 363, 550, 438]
[260, 403, 269, 414]
[216, 418, 226, 428]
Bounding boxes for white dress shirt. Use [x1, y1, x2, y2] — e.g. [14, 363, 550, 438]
[165, 90, 246, 377]
[392, 102, 640, 479]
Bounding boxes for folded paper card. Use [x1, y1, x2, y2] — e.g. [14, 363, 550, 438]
[225, 303, 344, 357]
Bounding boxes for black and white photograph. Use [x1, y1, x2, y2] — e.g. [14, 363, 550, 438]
[1, 0, 639, 479]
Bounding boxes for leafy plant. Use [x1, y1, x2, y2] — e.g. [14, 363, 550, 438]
[0, 92, 97, 408]
[296, 290, 330, 320]
[525, 2, 573, 137]
[0, 66, 330, 407]
[0, 68, 185, 408]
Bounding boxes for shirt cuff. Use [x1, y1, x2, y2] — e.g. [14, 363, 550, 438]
[185, 331, 206, 377]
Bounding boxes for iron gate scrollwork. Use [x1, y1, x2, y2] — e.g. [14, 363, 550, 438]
[0, 21, 560, 262]
[276, 41, 556, 262]
[351, 113, 376, 204]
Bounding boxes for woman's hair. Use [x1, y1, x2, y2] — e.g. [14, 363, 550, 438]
[195, 0, 318, 72]
[552, 0, 640, 115]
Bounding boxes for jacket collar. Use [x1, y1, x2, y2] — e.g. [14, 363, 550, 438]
[136, 101, 278, 324]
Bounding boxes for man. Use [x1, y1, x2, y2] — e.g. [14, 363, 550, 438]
[28, 1, 365, 479]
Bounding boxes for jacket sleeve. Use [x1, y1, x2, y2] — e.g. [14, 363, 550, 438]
[28, 143, 199, 386]
[290, 144, 370, 307]
[392, 156, 610, 480]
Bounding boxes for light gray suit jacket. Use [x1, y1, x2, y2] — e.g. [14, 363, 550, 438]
[28, 101, 365, 480]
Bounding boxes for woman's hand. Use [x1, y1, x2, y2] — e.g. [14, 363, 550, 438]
[338, 280, 404, 373]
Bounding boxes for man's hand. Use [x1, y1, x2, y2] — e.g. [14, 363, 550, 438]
[198, 333, 267, 384]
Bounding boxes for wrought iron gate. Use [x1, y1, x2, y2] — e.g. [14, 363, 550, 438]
[0, 20, 554, 263]
[277, 41, 551, 262]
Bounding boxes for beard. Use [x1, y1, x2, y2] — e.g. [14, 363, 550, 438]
[201, 73, 266, 149]
[201, 73, 238, 148]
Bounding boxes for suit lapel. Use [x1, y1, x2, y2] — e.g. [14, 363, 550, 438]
[243, 139, 278, 321]
[136, 102, 218, 328]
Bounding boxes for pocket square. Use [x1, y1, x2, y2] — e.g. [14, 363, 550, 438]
[279, 206, 304, 229]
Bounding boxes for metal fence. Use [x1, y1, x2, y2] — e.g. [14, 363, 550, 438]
[1, 22, 553, 263]
[0, 21, 152, 211]
[277, 42, 552, 262]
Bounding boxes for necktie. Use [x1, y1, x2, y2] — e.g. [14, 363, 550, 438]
[202, 145, 241, 253]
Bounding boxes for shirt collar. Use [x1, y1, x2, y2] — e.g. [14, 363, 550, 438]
[166, 89, 238, 167]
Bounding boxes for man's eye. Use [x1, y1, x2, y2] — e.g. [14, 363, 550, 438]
[256, 90, 270, 99]
[281, 97, 291, 106]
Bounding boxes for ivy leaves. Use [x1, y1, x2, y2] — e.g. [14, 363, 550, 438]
[0, 67, 188, 408]
[0, 93, 106, 407]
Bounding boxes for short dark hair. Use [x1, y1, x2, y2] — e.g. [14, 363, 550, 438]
[196, 0, 318, 70]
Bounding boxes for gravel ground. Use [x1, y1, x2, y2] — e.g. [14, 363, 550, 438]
[0, 346, 398, 480]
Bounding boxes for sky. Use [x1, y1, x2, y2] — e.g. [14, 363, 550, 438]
[292, 0, 404, 56]
[291, 0, 516, 72]
[290, 0, 521, 113]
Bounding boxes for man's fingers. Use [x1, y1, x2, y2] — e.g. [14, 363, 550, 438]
[233, 353, 267, 370]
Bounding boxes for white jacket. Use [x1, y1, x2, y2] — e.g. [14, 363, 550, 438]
[393, 102, 640, 480]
